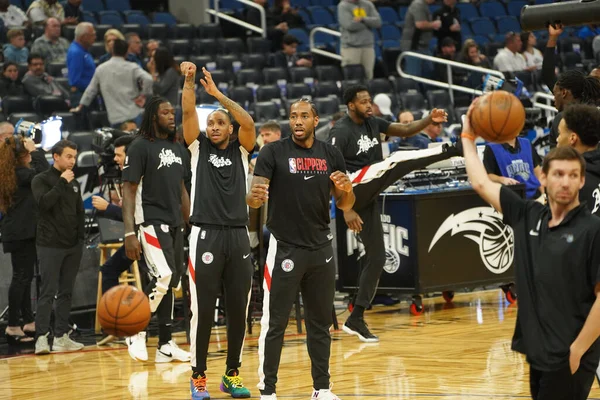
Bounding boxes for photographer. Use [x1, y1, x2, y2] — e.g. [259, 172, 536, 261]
[31, 139, 85, 355]
[91, 135, 136, 294]
[0, 131, 49, 344]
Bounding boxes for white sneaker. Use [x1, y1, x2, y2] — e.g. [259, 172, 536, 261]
[35, 333, 50, 355]
[155, 340, 191, 363]
[311, 389, 341, 400]
[126, 332, 148, 361]
[52, 333, 84, 352]
[260, 395, 277, 400]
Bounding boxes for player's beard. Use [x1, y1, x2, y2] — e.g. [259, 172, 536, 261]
[157, 124, 176, 141]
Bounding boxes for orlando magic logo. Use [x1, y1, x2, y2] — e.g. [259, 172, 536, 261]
[506, 159, 530, 181]
[428, 207, 514, 274]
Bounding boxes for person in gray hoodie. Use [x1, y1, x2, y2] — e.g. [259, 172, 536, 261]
[338, 0, 381, 80]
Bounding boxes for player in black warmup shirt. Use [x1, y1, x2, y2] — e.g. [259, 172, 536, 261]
[329, 84, 449, 342]
[461, 100, 600, 400]
[248, 99, 355, 400]
[122, 96, 191, 364]
[181, 63, 256, 400]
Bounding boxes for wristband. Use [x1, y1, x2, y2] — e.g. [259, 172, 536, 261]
[461, 132, 476, 141]
[124, 232, 136, 238]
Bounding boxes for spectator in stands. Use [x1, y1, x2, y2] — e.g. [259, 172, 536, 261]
[66, 22, 96, 106]
[125, 33, 144, 68]
[258, 120, 281, 147]
[0, 62, 25, 98]
[22, 53, 70, 101]
[459, 38, 491, 89]
[97, 29, 125, 65]
[0, 0, 29, 28]
[144, 39, 159, 69]
[372, 93, 395, 122]
[493, 32, 536, 75]
[4, 29, 29, 64]
[577, 24, 600, 40]
[483, 135, 542, 199]
[30, 17, 70, 64]
[338, 0, 381, 81]
[269, 34, 312, 68]
[149, 47, 180, 107]
[119, 120, 137, 132]
[398, 110, 415, 124]
[401, 0, 441, 78]
[434, 37, 465, 83]
[315, 111, 345, 142]
[27, 0, 66, 25]
[402, 118, 443, 149]
[63, 0, 81, 24]
[272, 0, 305, 28]
[246, 0, 289, 52]
[520, 32, 543, 71]
[432, 0, 461, 51]
[71, 39, 153, 128]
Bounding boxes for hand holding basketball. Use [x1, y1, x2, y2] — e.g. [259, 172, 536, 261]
[330, 171, 352, 193]
[430, 108, 448, 124]
[469, 91, 525, 143]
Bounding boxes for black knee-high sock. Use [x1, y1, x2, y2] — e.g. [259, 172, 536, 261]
[158, 324, 171, 346]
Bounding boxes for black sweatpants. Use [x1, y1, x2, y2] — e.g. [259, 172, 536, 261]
[258, 236, 336, 396]
[188, 225, 254, 374]
[530, 365, 595, 400]
[100, 245, 133, 294]
[139, 224, 184, 329]
[36, 243, 83, 337]
[4, 239, 36, 326]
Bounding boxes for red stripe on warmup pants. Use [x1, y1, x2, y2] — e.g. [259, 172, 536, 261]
[188, 257, 195, 284]
[264, 263, 271, 291]
[352, 165, 370, 184]
[144, 232, 161, 249]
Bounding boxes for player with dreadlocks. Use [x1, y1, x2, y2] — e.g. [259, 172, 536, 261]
[121, 95, 192, 363]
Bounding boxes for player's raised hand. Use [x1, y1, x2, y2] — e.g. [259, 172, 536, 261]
[430, 108, 448, 123]
[249, 182, 269, 205]
[180, 61, 196, 80]
[330, 171, 352, 193]
[199, 67, 220, 97]
[549, 23, 564, 38]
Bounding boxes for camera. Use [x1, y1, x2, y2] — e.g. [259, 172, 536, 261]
[15, 116, 63, 150]
[91, 127, 131, 179]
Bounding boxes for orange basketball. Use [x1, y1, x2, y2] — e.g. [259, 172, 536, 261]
[470, 91, 526, 143]
[98, 285, 151, 337]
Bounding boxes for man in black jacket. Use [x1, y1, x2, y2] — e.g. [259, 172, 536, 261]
[31, 139, 85, 355]
[432, 0, 461, 51]
[556, 103, 600, 216]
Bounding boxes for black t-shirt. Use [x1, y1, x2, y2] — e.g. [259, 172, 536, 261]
[500, 186, 600, 371]
[189, 134, 250, 226]
[122, 137, 185, 227]
[328, 114, 391, 173]
[254, 137, 346, 249]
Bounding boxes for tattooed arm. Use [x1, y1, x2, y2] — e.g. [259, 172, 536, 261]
[198, 67, 256, 152]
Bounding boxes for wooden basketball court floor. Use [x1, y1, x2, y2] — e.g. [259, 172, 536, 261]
[2, 289, 600, 400]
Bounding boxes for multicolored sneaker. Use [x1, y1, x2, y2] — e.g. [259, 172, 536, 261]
[220, 370, 251, 398]
[190, 375, 210, 399]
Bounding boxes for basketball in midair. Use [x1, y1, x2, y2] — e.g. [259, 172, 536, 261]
[98, 285, 151, 337]
[470, 91, 526, 143]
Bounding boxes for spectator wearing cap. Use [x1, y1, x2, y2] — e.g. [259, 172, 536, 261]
[27, 0, 65, 25]
[434, 37, 465, 83]
[3, 29, 29, 64]
[30, 17, 70, 63]
[432, 0, 461, 51]
[372, 93, 395, 122]
[338, 0, 381, 80]
[269, 34, 312, 68]
[493, 32, 536, 74]
[0, 0, 28, 28]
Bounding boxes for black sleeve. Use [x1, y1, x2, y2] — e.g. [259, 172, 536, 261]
[254, 144, 276, 181]
[328, 125, 349, 158]
[548, 112, 562, 149]
[541, 45, 558, 89]
[483, 145, 501, 175]
[529, 141, 542, 167]
[30, 149, 49, 173]
[122, 139, 146, 183]
[376, 117, 392, 136]
[499, 185, 528, 226]
[102, 204, 123, 221]
[76, 181, 85, 240]
[330, 145, 347, 173]
[589, 228, 600, 287]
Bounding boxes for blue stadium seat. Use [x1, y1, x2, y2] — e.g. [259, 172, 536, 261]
[98, 11, 124, 27]
[288, 28, 310, 52]
[378, 7, 399, 25]
[105, 0, 131, 12]
[9, 0, 22, 8]
[217, 0, 241, 11]
[429, 4, 441, 14]
[82, 0, 104, 13]
[147, 24, 168, 40]
[308, 7, 334, 26]
[496, 16, 521, 34]
[81, 11, 97, 24]
[311, 0, 334, 5]
[507, 0, 527, 17]
[456, 3, 479, 21]
[382, 39, 400, 49]
[398, 6, 408, 20]
[473, 34, 491, 46]
[290, 0, 310, 7]
[298, 9, 312, 25]
[153, 12, 177, 26]
[461, 22, 473, 36]
[380, 24, 401, 41]
[479, 1, 506, 18]
[470, 18, 496, 36]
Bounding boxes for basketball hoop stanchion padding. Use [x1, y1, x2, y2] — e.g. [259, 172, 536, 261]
[520, 0, 600, 31]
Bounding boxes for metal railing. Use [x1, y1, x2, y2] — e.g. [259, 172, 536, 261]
[531, 91, 558, 114]
[397, 51, 506, 104]
[206, 0, 266, 38]
[309, 27, 341, 61]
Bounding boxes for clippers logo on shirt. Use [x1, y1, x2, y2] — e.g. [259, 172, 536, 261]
[209, 154, 233, 168]
[506, 159, 531, 181]
[593, 186, 600, 214]
[288, 157, 328, 174]
[157, 148, 182, 170]
[356, 135, 379, 155]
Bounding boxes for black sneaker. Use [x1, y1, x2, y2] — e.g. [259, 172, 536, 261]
[342, 318, 379, 343]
